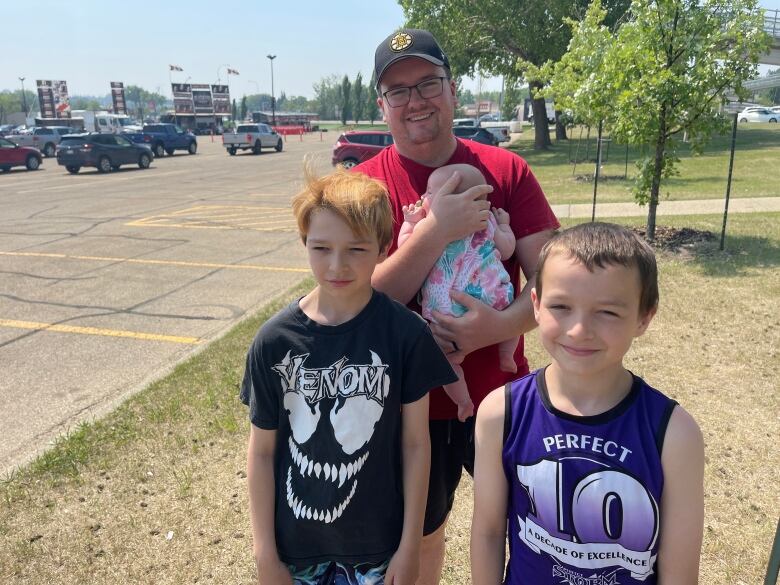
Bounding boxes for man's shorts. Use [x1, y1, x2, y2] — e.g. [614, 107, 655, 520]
[288, 559, 389, 585]
[423, 417, 475, 535]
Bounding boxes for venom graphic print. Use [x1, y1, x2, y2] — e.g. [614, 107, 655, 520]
[272, 350, 390, 523]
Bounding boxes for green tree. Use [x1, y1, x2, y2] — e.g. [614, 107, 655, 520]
[277, 91, 288, 111]
[0, 89, 36, 122]
[240, 96, 247, 120]
[353, 73, 365, 123]
[399, 0, 631, 149]
[245, 93, 273, 112]
[125, 85, 166, 120]
[285, 95, 313, 112]
[501, 80, 529, 121]
[313, 75, 342, 120]
[457, 88, 475, 109]
[366, 72, 380, 124]
[340, 75, 352, 125]
[545, 0, 770, 240]
[70, 96, 102, 110]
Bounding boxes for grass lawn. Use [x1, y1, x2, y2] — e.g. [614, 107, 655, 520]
[1, 214, 778, 584]
[512, 123, 780, 205]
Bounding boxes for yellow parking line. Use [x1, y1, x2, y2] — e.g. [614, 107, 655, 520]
[0, 319, 200, 344]
[124, 220, 297, 232]
[0, 251, 309, 273]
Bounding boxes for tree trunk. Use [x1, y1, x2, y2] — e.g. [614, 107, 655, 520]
[555, 110, 568, 141]
[530, 81, 552, 150]
[646, 109, 668, 242]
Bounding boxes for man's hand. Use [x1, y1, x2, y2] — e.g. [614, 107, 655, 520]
[430, 291, 511, 360]
[384, 543, 420, 585]
[427, 171, 493, 244]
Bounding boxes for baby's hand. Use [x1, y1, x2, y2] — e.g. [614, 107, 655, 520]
[492, 207, 510, 226]
[402, 202, 426, 223]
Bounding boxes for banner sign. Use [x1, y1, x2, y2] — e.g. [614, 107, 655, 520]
[37, 80, 55, 118]
[110, 82, 127, 115]
[36, 79, 71, 118]
[191, 84, 214, 114]
[172, 83, 194, 114]
[211, 84, 230, 115]
[54, 80, 71, 118]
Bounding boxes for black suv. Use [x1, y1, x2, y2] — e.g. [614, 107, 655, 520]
[452, 126, 498, 146]
[56, 133, 154, 174]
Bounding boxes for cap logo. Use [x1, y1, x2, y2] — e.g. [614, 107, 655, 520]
[389, 32, 413, 52]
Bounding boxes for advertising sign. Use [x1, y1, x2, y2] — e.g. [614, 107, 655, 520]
[111, 82, 127, 115]
[211, 84, 230, 115]
[37, 80, 55, 118]
[191, 84, 214, 114]
[54, 80, 71, 118]
[172, 83, 194, 114]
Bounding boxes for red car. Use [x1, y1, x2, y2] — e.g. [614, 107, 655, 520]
[331, 131, 393, 168]
[0, 137, 42, 172]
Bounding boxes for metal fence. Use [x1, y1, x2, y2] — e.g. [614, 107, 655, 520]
[765, 8, 779, 38]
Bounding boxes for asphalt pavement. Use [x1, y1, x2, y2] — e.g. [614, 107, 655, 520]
[0, 133, 776, 476]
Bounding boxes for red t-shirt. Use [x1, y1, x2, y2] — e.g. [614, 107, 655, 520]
[357, 139, 560, 419]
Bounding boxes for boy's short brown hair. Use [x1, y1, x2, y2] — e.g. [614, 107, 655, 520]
[535, 222, 659, 316]
[291, 167, 393, 251]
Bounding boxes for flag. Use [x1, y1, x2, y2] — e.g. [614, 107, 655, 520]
[169, 64, 183, 72]
[227, 68, 240, 75]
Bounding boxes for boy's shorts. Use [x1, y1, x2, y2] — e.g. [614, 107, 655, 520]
[423, 418, 475, 535]
[288, 559, 389, 585]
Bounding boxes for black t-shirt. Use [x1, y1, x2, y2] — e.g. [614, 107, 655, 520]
[240, 290, 457, 566]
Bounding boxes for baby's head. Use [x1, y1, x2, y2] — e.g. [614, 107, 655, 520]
[425, 163, 488, 205]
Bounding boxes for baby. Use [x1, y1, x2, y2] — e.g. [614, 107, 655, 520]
[398, 163, 519, 421]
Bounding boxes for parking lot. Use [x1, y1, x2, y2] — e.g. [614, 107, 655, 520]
[0, 134, 335, 474]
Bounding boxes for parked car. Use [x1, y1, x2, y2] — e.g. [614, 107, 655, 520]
[479, 113, 501, 122]
[453, 117, 480, 128]
[142, 123, 197, 157]
[770, 106, 780, 115]
[331, 131, 394, 168]
[9, 126, 77, 157]
[56, 133, 153, 174]
[0, 137, 42, 172]
[484, 126, 510, 143]
[222, 123, 283, 155]
[738, 107, 778, 123]
[0, 124, 16, 137]
[452, 126, 498, 146]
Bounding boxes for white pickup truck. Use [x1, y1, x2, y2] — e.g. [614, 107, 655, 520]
[453, 118, 513, 143]
[9, 126, 76, 157]
[222, 123, 283, 155]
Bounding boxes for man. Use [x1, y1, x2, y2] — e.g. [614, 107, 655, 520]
[356, 28, 560, 584]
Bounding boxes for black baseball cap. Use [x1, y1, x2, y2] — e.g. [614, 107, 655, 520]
[374, 28, 450, 87]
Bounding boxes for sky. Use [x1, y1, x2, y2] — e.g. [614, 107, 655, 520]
[2, 0, 779, 102]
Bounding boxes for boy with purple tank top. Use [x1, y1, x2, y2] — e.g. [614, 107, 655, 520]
[471, 223, 704, 584]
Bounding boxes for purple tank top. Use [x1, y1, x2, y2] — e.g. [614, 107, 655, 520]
[502, 369, 676, 585]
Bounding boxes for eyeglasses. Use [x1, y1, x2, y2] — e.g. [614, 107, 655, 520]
[382, 77, 447, 108]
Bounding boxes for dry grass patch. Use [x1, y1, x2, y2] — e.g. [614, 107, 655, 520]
[1, 215, 778, 584]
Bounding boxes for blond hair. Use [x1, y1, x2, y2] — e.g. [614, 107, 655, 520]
[291, 166, 393, 251]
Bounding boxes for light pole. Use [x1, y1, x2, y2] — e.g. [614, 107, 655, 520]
[216, 64, 229, 85]
[19, 77, 28, 117]
[267, 54, 276, 125]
